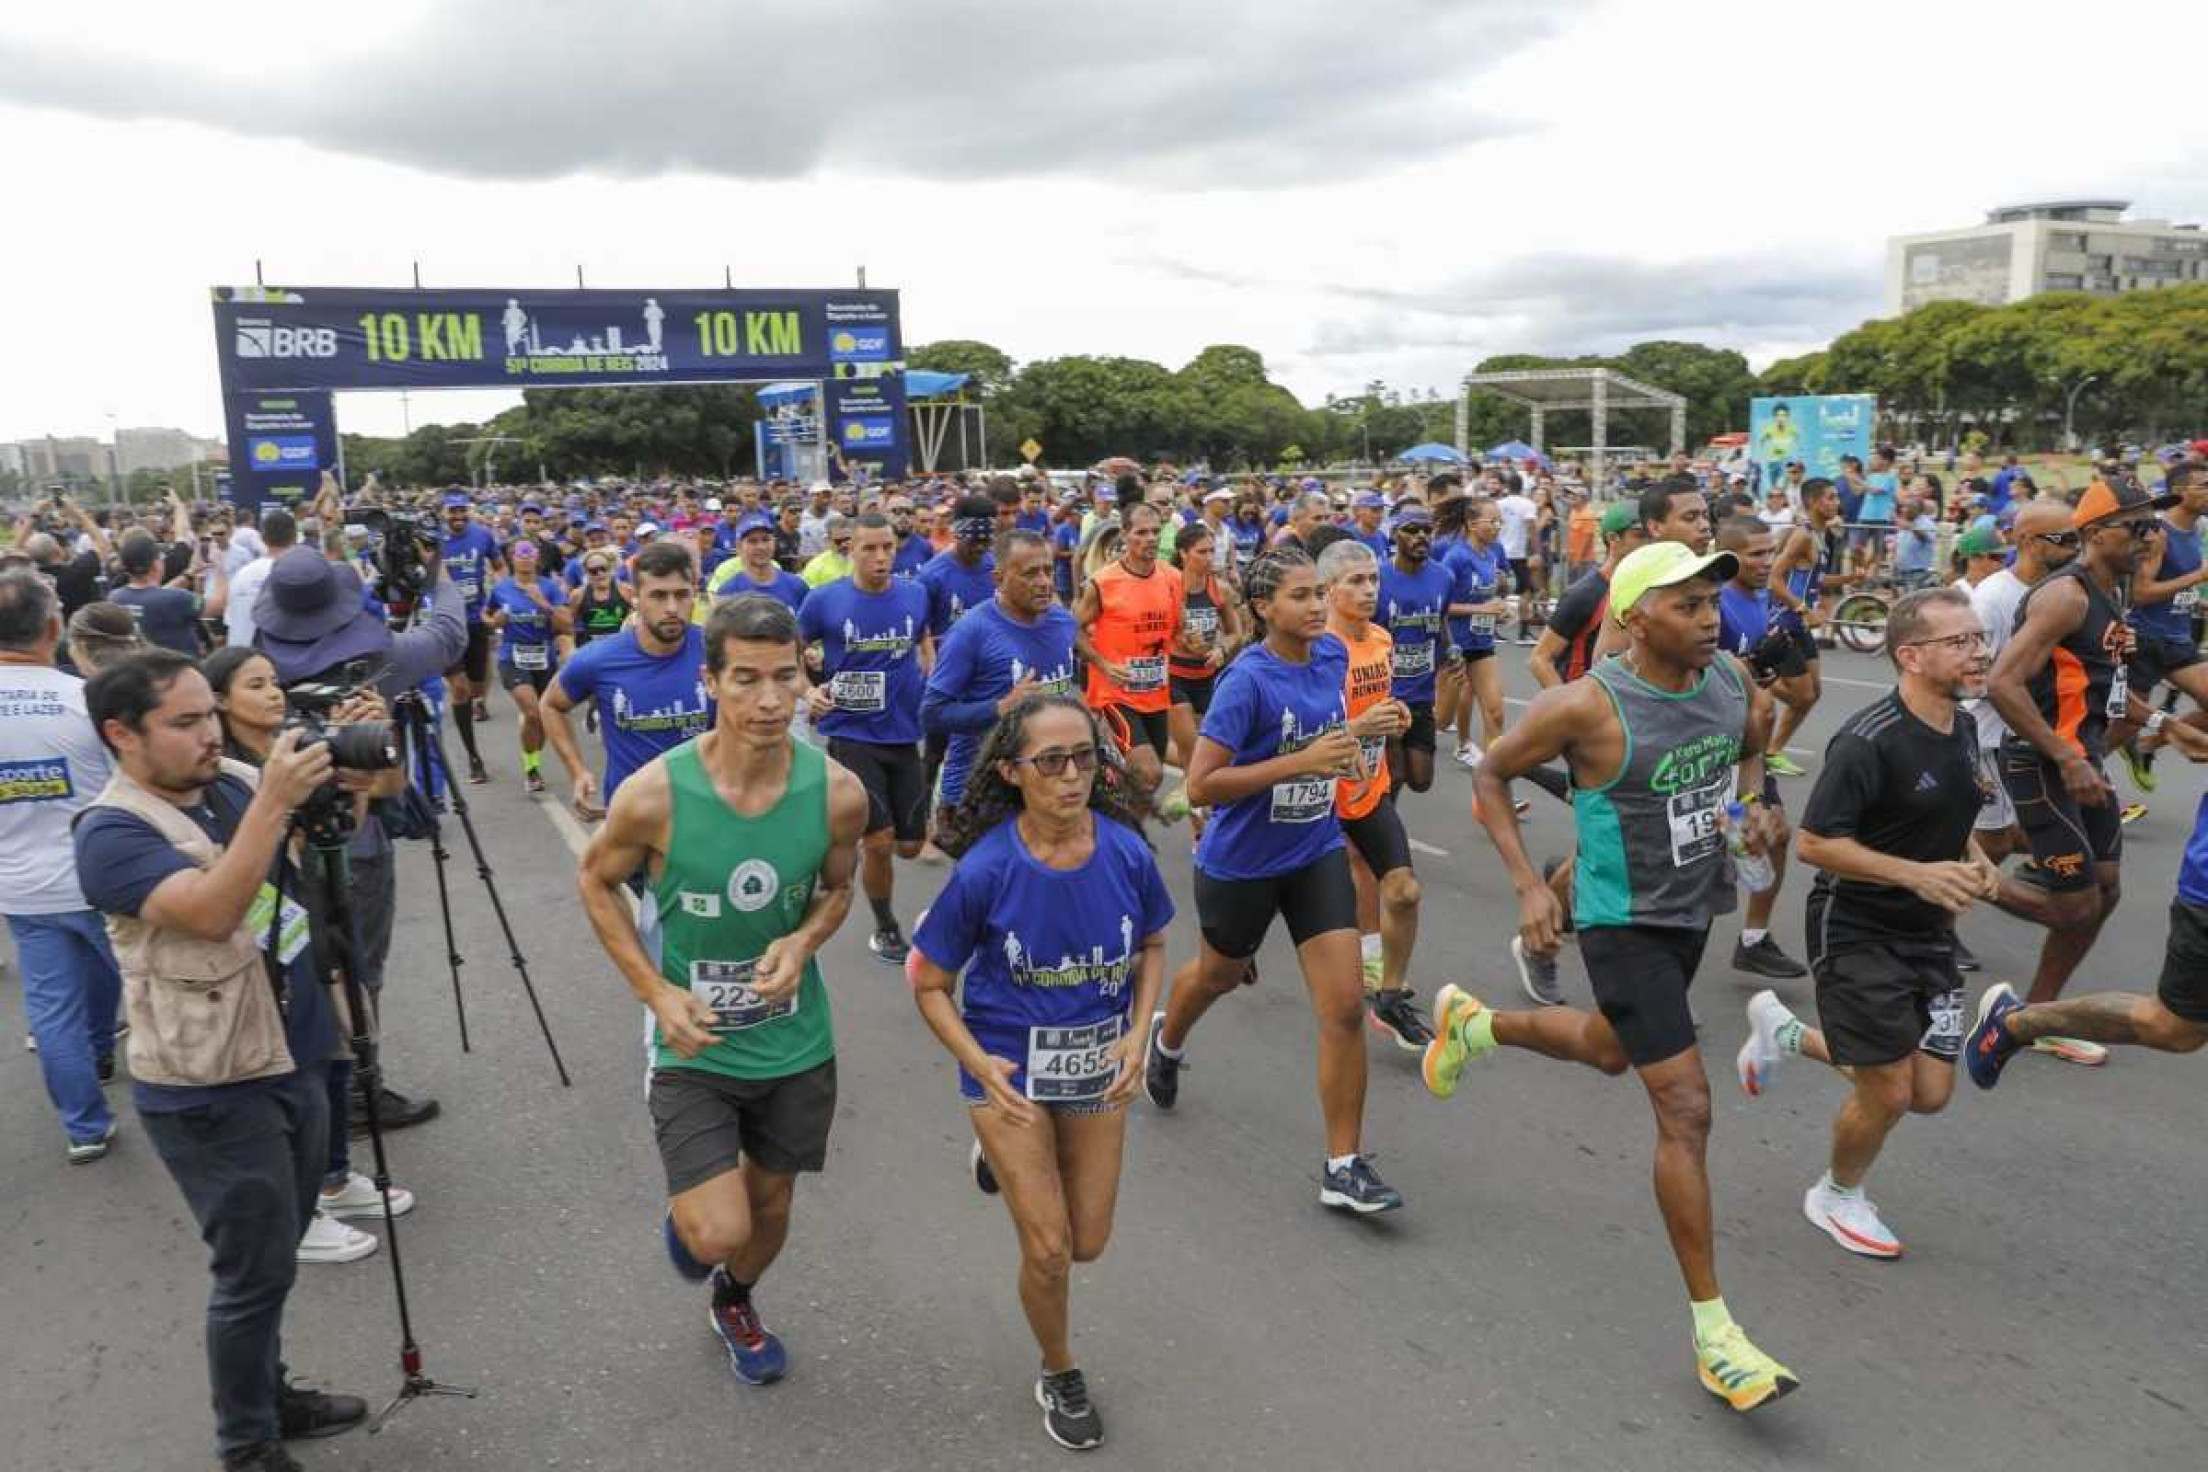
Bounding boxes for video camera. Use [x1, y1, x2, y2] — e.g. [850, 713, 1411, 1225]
[282, 659, 401, 843]
[349, 508, 440, 603]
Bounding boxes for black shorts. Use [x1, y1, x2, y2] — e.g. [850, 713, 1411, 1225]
[2156, 899, 2208, 1025]
[1170, 670, 1216, 713]
[1105, 704, 1170, 760]
[829, 737, 929, 843]
[1396, 703, 1436, 755]
[924, 729, 949, 769]
[1460, 645, 1495, 665]
[1812, 943, 1966, 1067]
[1507, 557, 1532, 590]
[1578, 924, 1709, 1068]
[445, 622, 493, 685]
[647, 1058, 838, 1194]
[2128, 633, 2203, 691]
[1782, 617, 1822, 668]
[497, 662, 554, 694]
[1193, 847, 1358, 960]
[1341, 797, 1413, 878]
[1998, 744, 2120, 892]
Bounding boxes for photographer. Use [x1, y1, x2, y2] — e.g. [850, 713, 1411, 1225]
[73, 650, 367, 1471]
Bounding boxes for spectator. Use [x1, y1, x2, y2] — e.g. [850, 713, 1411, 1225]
[224, 509, 297, 648]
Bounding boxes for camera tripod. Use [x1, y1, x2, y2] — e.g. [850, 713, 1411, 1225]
[388, 689, 570, 1086]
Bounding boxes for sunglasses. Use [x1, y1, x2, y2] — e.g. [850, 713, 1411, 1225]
[1013, 745, 1098, 777]
[2031, 530, 2080, 547]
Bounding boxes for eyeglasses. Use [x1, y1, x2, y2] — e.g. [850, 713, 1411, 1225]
[1014, 745, 1098, 777]
[1904, 630, 1989, 652]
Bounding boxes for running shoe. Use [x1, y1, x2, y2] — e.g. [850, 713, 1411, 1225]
[969, 1140, 999, 1196]
[1157, 784, 1191, 824]
[1142, 1011, 1182, 1110]
[1510, 934, 1564, 1007]
[1951, 934, 1981, 973]
[663, 1209, 713, 1282]
[1764, 752, 1807, 778]
[2120, 802, 2148, 826]
[1454, 742, 1483, 770]
[1694, 1323, 1801, 1413]
[277, 1383, 368, 1440]
[1319, 1154, 1404, 1214]
[1036, 1367, 1103, 1450]
[1737, 989, 1793, 1099]
[1802, 1176, 1902, 1259]
[296, 1210, 377, 1265]
[466, 757, 490, 785]
[867, 927, 910, 966]
[1733, 934, 1807, 979]
[2120, 741, 2158, 793]
[1421, 984, 1493, 1099]
[524, 769, 547, 796]
[1368, 988, 1434, 1051]
[708, 1269, 787, 1386]
[319, 1171, 415, 1222]
[65, 1120, 118, 1164]
[2031, 1036, 2109, 1066]
[1964, 983, 2024, 1090]
[472, 698, 490, 723]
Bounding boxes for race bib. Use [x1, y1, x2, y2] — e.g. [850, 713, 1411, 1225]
[1922, 988, 1966, 1053]
[1123, 655, 1167, 694]
[512, 643, 549, 671]
[691, 958, 797, 1033]
[1391, 641, 1434, 679]
[1025, 1017, 1123, 1102]
[2105, 662, 2130, 722]
[1666, 774, 1731, 869]
[245, 882, 312, 967]
[1185, 605, 1220, 649]
[830, 669, 886, 712]
[454, 575, 480, 601]
[2174, 588, 2200, 613]
[1269, 774, 1334, 824]
[1467, 614, 1496, 638]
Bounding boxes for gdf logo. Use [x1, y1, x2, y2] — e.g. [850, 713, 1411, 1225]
[234, 319, 340, 359]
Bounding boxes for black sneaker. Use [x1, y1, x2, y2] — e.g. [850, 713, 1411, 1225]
[1035, 1368, 1103, 1450]
[867, 927, 910, 966]
[525, 769, 547, 795]
[1142, 1011, 1181, 1110]
[1510, 935, 1565, 1007]
[1951, 934, 1981, 973]
[279, 1384, 367, 1440]
[1319, 1154, 1403, 1214]
[472, 698, 490, 723]
[969, 1140, 999, 1196]
[1368, 988, 1434, 1051]
[467, 757, 490, 785]
[349, 1085, 442, 1135]
[223, 1442, 304, 1472]
[1732, 935, 1808, 979]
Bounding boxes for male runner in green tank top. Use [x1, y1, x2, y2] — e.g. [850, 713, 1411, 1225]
[580, 596, 869, 1387]
[1424, 541, 1802, 1414]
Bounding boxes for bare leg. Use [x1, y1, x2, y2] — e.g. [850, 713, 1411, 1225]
[1490, 1004, 1631, 1074]
[1639, 1049, 1720, 1303]
[1828, 1058, 1912, 1189]
[1158, 944, 1243, 1052]
[1377, 867, 1421, 993]
[973, 1107, 1075, 1371]
[2001, 993, 2208, 1053]
[1299, 927, 1370, 1159]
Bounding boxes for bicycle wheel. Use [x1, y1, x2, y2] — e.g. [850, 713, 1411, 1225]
[1829, 592, 1890, 654]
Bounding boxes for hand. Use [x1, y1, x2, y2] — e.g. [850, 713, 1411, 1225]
[1204, 647, 1224, 670]
[750, 935, 808, 1003]
[1099, 659, 1132, 687]
[1804, 607, 1827, 630]
[1350, 700, 1409, 741]
[651, 986, 718, 1059]
[1101, 1021, 1147, 1106]
[1741, 800, 1783, 858]
[1967, 851, 2004, 900]
[259, 728, 335, 811]
[1516, 881, 1564, 957]
[975, 1055, 1041, 1125]
[1297, 727, 1363, 779]
[805, 685, 835, 719]
[995, 672, 1042, 715]
[2059, 753, 2111, 807]
[571, 770, 604, 821]
[331, 690, 389, 727]
[1906, 860, 1990, 914]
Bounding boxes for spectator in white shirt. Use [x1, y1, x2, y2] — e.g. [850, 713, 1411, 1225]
[223, 509, 297, 647]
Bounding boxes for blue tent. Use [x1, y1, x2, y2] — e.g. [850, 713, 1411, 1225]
[1395, 442, 1466, 464]
[1485, 440, 1551, 466]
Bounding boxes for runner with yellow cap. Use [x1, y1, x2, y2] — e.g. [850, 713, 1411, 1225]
[1422, 539, 1802, 1413]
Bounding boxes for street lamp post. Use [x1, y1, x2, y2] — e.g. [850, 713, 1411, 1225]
[2062, 375, 2100, 453]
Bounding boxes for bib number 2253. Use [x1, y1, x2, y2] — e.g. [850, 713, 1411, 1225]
[691, 959, 797, 1033]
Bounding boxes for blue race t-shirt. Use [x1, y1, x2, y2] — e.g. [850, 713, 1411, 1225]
[553, 626, 714, 799]
[1378, 558, 1452, 704]
[923, 599, 1078, 805]
[441, 523, 503, 620]
[1193, 637, 1349, 880]
[799, 577, 930, 745]
[1718, 582, 1773, 657]
[1353, 528, 1392, 560]
[892, 533, 935, 582]
[918, 550, 997, 638]
[74, 773, 337, 1114]
[714, 563, 809, 613]
[1442, 538, 1505, 652]
[914, 814, 1173, 1104]
[1015, 510, 1052, 538]
[1052, 521, 1081, 601]
[2135, 518, 2203, 642]
[486, 575, 568, 671]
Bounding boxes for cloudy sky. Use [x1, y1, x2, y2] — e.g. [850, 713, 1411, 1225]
[4, 0, 2205, 442]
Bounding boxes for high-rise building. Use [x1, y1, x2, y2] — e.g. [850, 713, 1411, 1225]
[1884, 201, 2208, 315]
[16, 437, 105, 481]
[114, 426, 209, 475]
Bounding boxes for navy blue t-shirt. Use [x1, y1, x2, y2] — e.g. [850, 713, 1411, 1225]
[485, 575, 568, 670]
[1193, 637, 1349, 880]
[892, 533, 935, 582]
[74, 774, 336, 1113]
[1378, 558, 1451, 704]
[799, 577, 930, 746]
[918, 550, 997, 638]
[553, 626, 714, 800]
[441, 523, 503, 621]
[922, 600, 1078, 805]
[1718, 582, 1774, 657]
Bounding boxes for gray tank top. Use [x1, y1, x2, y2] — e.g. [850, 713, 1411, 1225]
[1572, 654, 1748, 931]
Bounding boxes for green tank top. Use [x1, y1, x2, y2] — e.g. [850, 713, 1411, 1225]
[650, 738, 835, 1080]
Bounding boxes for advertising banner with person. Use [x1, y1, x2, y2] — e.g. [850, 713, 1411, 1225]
[1749, 394, 1875, 489]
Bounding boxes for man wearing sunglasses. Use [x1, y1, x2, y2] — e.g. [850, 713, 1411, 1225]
[1985, 481, 2208, 1068]
[1961, 501, 2079, 869]
[2118, 463, 2208, 794]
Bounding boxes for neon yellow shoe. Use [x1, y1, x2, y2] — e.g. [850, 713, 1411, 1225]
[1695, 1323, 1801, 1413]
[1420, 985, 1492, 1099]
[1764, 752, 1806, 778]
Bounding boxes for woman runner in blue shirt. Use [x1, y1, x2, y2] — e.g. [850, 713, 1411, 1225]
[482, 539, 573, 794]
[908, 693, 1169, 1453]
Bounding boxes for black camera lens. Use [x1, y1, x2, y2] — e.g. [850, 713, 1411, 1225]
[325, 721, 399, 771]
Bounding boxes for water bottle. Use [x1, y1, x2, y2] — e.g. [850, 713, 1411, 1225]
[1725, 800, 1774, 893]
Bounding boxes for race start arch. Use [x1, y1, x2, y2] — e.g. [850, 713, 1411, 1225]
[211, 283, 908, 507]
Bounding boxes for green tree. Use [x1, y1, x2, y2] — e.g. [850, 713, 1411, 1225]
[908, 339, 1016, 398]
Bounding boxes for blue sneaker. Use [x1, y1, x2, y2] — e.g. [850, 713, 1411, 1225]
[1318, 1154, 1403, 1215]
[663, 1210, 712, 1282]
[708, 1269, 788, 1385]
[1965, 984, 2025, 1091]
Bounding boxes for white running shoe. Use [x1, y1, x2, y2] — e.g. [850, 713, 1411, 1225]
[1454, 742, 1483, 771]
[319, 1170, 416, 1221]
[297, 1209, 379, 1264]
[2031, 1036, 2109, 1067]
[1802, 1176, 1902, 1260]
[1737, 989, 1794, 1099]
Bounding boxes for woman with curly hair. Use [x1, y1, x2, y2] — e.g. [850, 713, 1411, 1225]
[907, 692, 1170, 1452]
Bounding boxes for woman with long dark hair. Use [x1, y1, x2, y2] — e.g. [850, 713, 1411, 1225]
[908, 693, 1169, 1452]
[1164, 521, 1244, 773]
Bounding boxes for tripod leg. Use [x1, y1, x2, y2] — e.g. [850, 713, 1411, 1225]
[400, 698, 472, 1052]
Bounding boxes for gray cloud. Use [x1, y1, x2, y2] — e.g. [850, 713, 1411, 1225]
[0, 1, 1582, 188]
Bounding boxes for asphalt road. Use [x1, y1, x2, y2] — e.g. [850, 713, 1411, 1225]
[6, 644, 2206, 1472]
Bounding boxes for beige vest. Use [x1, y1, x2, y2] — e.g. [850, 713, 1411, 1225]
[89, 760, 297, 1088]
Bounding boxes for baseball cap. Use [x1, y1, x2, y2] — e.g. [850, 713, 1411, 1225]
[1203, 487, 1234, 504]
[1394, 504, 1434, 528]
[1599, 501, 1640, 537]
[1352, 490, 1387, 510]
[636, 520, 661, 536]
[519, 501, 545, 515]
[2072, 479, 2177, 529]
[441, 491, 471, 509]
[1608, 542, 1739, 625]
[735, 511, 775, 540]
[1956, 526, 2006, 557]
[704, 497, 724, 511]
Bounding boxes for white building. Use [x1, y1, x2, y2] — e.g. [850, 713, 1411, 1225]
[1884, 200, 2208, 315]
[114, 426, 212, 475]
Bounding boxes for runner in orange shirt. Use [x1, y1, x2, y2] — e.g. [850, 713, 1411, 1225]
[1076, 500, 1183, 811]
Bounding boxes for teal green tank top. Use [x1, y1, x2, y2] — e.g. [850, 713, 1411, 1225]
[650, 739, 835, 1080]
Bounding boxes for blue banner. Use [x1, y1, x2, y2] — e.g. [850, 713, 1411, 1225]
[1748, 394, 1876, 488]
[222, 389, 336, 512]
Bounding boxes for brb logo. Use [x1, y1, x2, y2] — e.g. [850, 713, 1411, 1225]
[234, 317, 339, 359]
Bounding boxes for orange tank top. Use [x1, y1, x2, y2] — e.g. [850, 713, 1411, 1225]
[1085, 561, 1183, 713]
[1331, 618, 1394, 819]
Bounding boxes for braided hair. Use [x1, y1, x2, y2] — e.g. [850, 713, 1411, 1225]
[933, 692, 1149, 859]
[1241, 544, 1313, 640]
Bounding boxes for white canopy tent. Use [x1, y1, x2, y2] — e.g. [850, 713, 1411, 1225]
[1458, 368, 1688, 489]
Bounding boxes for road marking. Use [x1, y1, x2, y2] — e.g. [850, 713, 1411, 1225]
[1408, 838, 1450, 857]
[543, 799, 593, 859]
[1820, 675, 1888, 690]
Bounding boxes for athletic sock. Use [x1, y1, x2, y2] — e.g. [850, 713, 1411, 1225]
[1325, 1153, 1358, 1174]
[1740, 928, 1768, 947]
[1690, 1295, 1733, 1345]
[1466, 1007, 1497, 1051]
[869, 894, 898, 933]
[1155, 1033, 1185, 1060]
[453, 702, 485, 764]
[713, 1272, 752, 1307]
[1819, 1171, 1861, 1199]
[520, 748, 542, 775]
[1774, 1017, 1806, 1056]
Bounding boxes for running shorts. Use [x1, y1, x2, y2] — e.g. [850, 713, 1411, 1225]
[1997, 743, 2120, 892]
[1193, 847, 1358, 960]
[1170, 670, 1216, 714]
[1578, 923, 1709, 1068]
[647, 1058, 838, 1193]
[445, 622, 493, 685]
[497, 662, 554, 694]
[1972, 745, 2015, 833]
[2128, 633, 2203, 690]
[1342, 795, 1413, 878]
[1811, 942, 1966, 1067]
[828, 737, 929, 844]
[1507, 557, 1532, 591]
[1102, 704, 1170, 760]
[2156, 898, 2208, 1025]
[1398, 702, 1436, 755]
